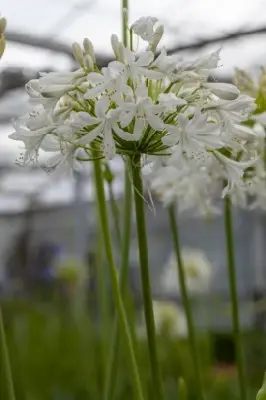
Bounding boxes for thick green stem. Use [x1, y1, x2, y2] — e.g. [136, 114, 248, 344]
[0, 306, 16, 400]
[224, 197, 247, 400]
[130, 154, 165, 400]
[104, 162, 133, 400]
[93, 158, 144, 400]
[168, 205, 204, 400]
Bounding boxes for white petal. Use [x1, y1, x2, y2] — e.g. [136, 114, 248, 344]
[95, 97, 110, 118]
[136, 51, 154, 67]
[113, 124, 140, 141]
[74, 112, 100, 127]
[103, 124, 116, 160]
[147, 114, 164, 131]
[133, 118, 146, 137]
[87, 72, 104, 84]
[84, 84, 106, 99]
[203, 82, 240, 100]
[120, 110, 135, 127]
[252, 112, 266, 126]
[78, 123, 104, 145]
[139, 67, 164, 80]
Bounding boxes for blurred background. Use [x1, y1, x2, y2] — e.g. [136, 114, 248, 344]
[1, 1, 266, 399]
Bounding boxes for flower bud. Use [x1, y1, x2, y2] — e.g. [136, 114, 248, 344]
[83, 38, 95, 63]
[0, 17, 6, 34]
[111, 34, 120, 59]
[149, 25, 164, 52]
[72, 42, 84, 66]
[0, 35, 5, 57]
[203, 82, 240, 100]
[83, 54, 94, 71]
[41, 84, 75, 98]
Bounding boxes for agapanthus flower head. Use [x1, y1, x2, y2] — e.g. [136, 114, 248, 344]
[9, 14, 257, 190]
[137, 300, 188, 338]
[161, 248, 213, 296]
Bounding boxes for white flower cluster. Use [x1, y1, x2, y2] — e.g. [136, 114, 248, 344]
[161, 248, 212, 296]
[137, 300, 188, 338]
[9, 15, 258, 186]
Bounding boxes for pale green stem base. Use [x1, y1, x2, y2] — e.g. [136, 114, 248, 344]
[224, 197, 247, 400]
[168, 205, 204, 400]
[0, 306, 16, 400]
[130, 155, 165, 400]
[93, 158, 144, 400]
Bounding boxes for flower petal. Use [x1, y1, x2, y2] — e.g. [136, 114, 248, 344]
[95, 97, 110, 118]
[136, 51, 154, 67]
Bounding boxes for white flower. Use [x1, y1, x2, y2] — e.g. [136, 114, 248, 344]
[131, 16, 158, 43]
[252, 112, 266, 126]
[213, 150, 258, 196]
[204, 94, 256, 132]
[85, 66, 132, 102]
[119, 83, 165, 138]
[158, 93, 187, 111]
[161, 249, 212, 296]
[40, 134, 79, 174]
[9, 105, 56, 164]
[163, 110, 223, 155]
[109, 47, 163, 83]
[138, 301, 188, 338]
[71, 96, 120, 159]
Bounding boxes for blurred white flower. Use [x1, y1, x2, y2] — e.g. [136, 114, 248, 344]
[138, 300, 188, 338]
[161, 248, 212, 295]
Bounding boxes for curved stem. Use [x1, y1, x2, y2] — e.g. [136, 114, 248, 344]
[93, 157, 144, 400]
[130, 154, 165, 400]
[224, 197, 247, 400]
[0, 306, 16, 400]
[168, 205, 204, 400]
[104, 161, 133, 400]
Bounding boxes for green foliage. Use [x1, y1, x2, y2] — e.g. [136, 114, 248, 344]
[2, 300, 265, 400]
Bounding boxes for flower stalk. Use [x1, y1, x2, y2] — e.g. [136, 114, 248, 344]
[93, 154, 144, 400]
[0, 307, 16, 400]
[104, 160, 134, 400]
[131, 153, 165, 400]
[168, 205, 205, 400]
[224, 196, 247, 400]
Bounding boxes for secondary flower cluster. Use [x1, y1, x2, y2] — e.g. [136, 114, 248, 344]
[10, 15, 259, 196]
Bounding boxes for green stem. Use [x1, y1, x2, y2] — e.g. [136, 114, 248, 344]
[104, 162, 133, 400]
[130, 154, 165, 400]
[0, 306, 16, 400]
[168, 205, 204, 400]
[93, 157, 144, 400]
[122, 0, 128, 46]
[224, 197, 247, 400]
[105, 164, 121, 246]
[95, 225, 110, 385]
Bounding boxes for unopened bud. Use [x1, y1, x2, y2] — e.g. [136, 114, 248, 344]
[0, 35, 5, 57]
[72, 42, 84, 66]
[111, 34, 120, 59]
[83, 54, 94, 71]
[0, 17, 6, 34]
[149, 24, 164, 52]
[83, 38, 95, 63]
